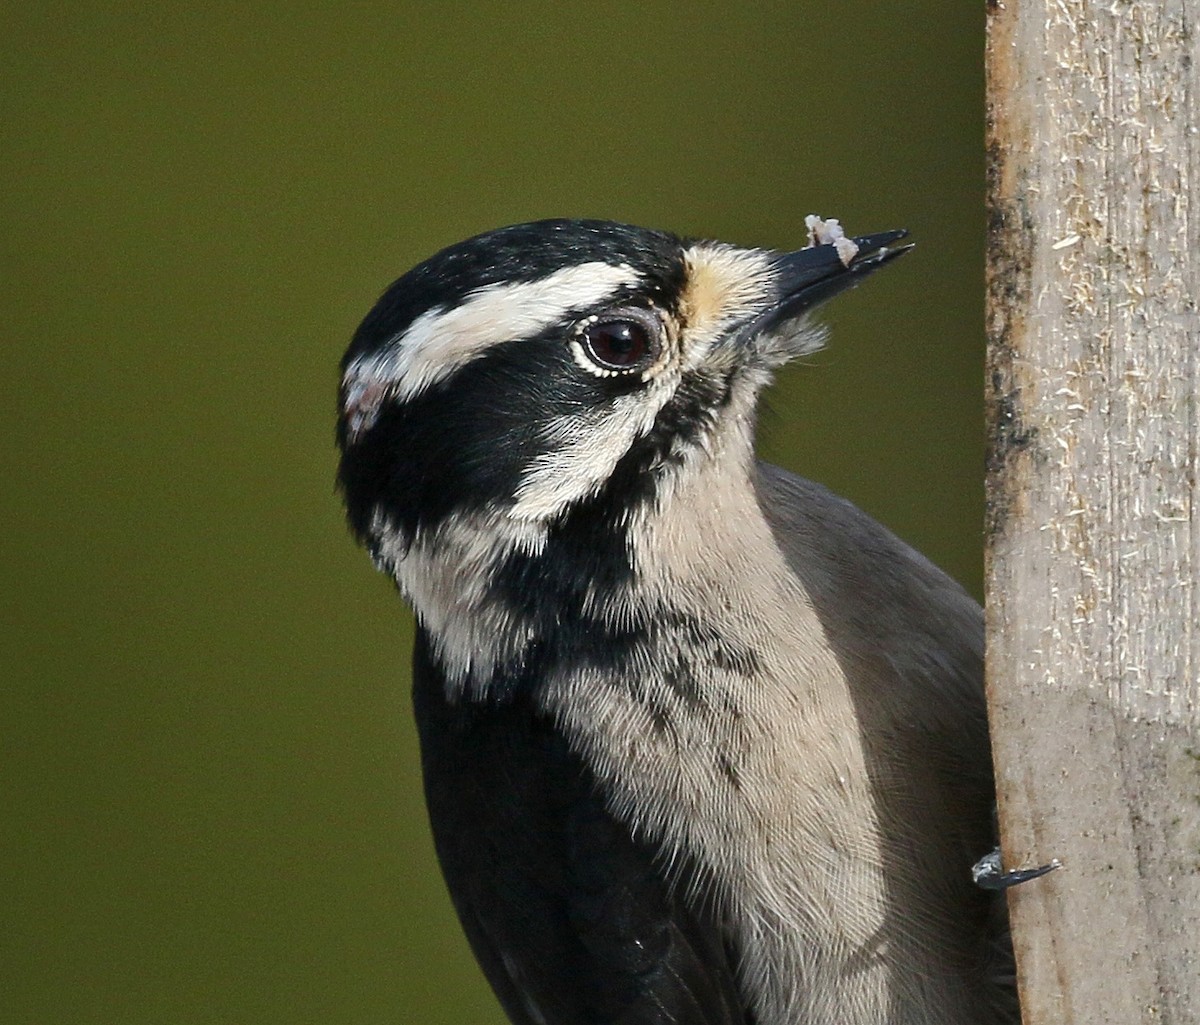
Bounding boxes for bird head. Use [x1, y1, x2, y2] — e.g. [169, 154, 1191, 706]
[337, 218, 908, 571]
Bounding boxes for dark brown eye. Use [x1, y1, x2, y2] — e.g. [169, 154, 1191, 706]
[580, 319, 655, 372]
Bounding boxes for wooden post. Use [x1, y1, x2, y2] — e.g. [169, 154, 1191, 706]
[985, 1, 1200, 1021]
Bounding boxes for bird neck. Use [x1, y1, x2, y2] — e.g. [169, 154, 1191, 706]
[394, 426, 768, 703]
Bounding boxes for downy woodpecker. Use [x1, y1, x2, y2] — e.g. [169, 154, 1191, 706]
[337, 219, 1014, 1024]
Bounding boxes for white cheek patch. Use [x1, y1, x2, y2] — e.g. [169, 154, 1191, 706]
[509, 378, 677, 522]
[679, 243, 774, 366]
[341, 261, 640, 440]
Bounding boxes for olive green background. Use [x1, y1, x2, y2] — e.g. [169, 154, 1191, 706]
[2, 4, 982, 1023]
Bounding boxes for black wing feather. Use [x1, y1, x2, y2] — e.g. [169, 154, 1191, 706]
[412, 630, 749, 1025]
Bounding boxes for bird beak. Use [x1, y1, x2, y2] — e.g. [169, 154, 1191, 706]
[751, 229, 912, 338]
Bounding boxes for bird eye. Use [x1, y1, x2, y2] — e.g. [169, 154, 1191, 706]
[579, 318, 657, 373]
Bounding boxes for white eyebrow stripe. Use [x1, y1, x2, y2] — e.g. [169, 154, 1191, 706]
[341, 261, 640, 439]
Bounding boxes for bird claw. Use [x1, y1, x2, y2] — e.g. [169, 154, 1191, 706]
[972, 848, 1061, 891]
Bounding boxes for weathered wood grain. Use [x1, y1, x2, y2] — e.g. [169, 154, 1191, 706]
[986, 1, 1200, 1021]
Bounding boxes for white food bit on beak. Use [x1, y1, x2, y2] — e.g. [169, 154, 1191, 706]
[803, 213, 860, 267]
[833, 236, 859, 267]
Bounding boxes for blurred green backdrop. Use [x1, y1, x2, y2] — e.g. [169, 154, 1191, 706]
[2, 4, 982, 1023]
